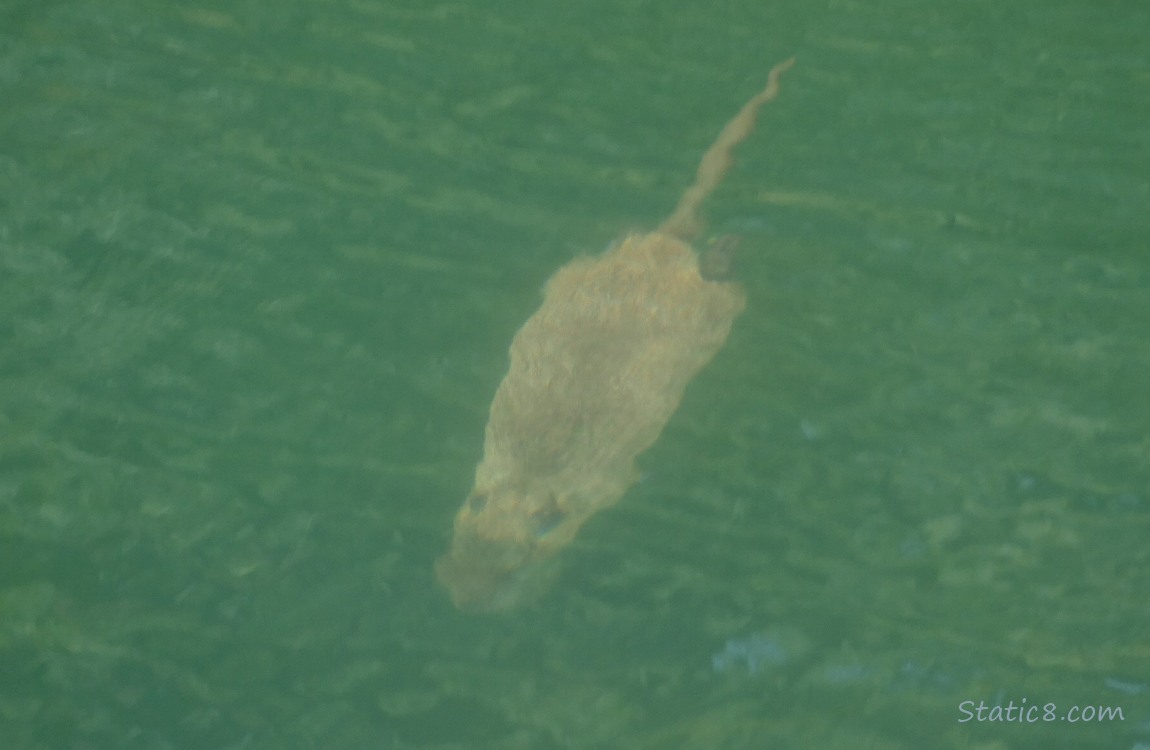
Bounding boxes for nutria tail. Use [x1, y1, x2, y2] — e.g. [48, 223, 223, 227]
[660, 57, 795, 240]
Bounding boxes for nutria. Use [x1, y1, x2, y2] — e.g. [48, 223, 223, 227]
[437, 58, 795, 612]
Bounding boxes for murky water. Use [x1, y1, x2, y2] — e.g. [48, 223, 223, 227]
[2, 1, 1147, 748]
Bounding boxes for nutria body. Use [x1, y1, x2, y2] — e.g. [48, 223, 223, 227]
[437, 58, 794, 612]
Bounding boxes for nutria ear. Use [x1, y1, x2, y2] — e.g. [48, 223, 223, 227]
[699, 235, 741, 282]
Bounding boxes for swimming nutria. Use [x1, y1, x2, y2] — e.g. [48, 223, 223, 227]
[437, 58, 795, 612]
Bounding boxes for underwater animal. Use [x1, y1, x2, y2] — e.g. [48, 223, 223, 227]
[437, 58, 795, 611]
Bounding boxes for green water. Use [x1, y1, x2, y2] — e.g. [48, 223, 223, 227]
[2, 0, 1147, 748]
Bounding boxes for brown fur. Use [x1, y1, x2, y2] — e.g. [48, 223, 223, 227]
[437, 58, 794, 611]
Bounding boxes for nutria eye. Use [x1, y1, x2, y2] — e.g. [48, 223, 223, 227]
[532, 504, 566, 537]
[467, 493, 487, 513]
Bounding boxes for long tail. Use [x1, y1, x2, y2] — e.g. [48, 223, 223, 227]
[659, 57, 795, 239]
